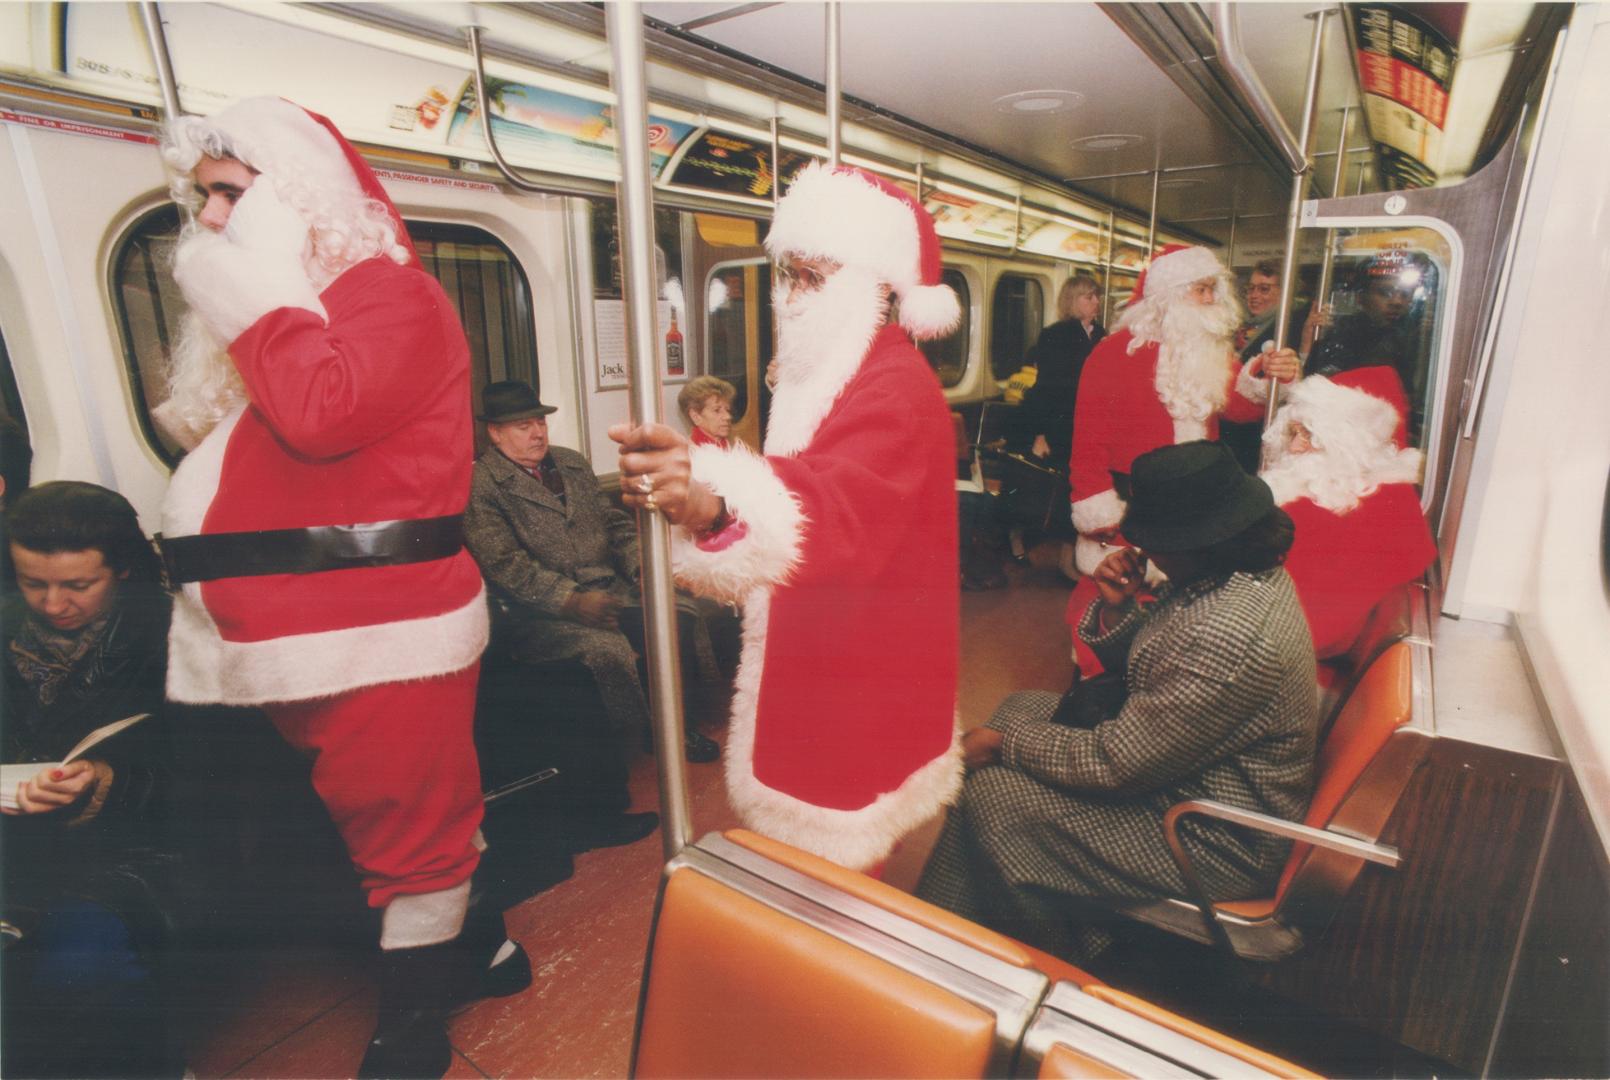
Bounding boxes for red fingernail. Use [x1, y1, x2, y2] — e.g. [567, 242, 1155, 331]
[50, 770, 63, 781]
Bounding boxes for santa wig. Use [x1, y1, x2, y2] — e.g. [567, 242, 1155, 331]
[1262, 374, 1423, 512]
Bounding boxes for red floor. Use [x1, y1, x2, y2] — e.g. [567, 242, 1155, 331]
[181, 542, 1076, 1078]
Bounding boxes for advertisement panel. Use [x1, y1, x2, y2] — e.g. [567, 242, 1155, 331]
[1351, 4, 1462, 190]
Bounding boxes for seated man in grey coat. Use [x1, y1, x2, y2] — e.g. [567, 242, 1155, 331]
[917, 441, 1318, 961]
[464, 380, 720, 764]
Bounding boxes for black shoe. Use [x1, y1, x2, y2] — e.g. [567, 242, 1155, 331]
[453, 887, 533, 1007]
[566, 811, 661, 853]
[684, 729, 721, 763]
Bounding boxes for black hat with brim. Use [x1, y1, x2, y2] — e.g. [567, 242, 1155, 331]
[478, 380, 557, 423]
[1121, 441, 1274, 554]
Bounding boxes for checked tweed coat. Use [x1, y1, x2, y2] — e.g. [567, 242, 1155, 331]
[917, 567, 1317, 957]
[465, 445, 654, 737]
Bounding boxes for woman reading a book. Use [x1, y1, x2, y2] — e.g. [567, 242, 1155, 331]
[3, 481, 180, 1078]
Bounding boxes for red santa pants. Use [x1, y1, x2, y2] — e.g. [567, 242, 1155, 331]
[265, 664, 484, 909]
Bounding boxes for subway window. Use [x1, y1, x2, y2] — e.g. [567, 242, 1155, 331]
[989, 273, 1044, 382]
[111, 210, 539, 466]
[918, 268, 970, 388]
[705, 260, 773, 423]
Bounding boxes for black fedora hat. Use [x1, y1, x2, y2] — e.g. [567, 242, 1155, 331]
[1121, 441, 1274, 553]
[478, 380, 557, 423]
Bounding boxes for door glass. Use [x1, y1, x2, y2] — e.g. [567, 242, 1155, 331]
[706, 260, 773, 423]
[917, 268, 970, 388]
[1307, 226, 1452, 450]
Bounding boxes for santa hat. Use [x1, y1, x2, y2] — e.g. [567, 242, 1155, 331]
[1279, 374, 1399, 450]
[1329, 365, 1411, 448]
[764, 163, 961, 340]
[166, 97, 419, 269]
[1132, 243, 1223, 303]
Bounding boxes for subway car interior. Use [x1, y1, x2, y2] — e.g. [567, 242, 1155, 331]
[1, 1, 1608, 1077]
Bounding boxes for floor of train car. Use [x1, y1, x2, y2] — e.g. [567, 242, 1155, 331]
[172, 539, 1455, 1079]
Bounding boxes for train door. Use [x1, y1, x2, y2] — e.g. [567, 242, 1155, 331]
[692, 214, 771, 451]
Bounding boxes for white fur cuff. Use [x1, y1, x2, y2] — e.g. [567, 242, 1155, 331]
[380, 878, 470, 949]
[671, 444, 804, 604]
[174, 233, 326, 345]
[1071, 486, 1125, 533]
[1235, 360, 1271, 404]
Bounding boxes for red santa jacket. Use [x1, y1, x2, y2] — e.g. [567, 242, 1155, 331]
[1068, 329, 1268, 538]
[671, 323, 961, 870]
[163, 257, 488, 705]
[1282, 483, 1436, 658]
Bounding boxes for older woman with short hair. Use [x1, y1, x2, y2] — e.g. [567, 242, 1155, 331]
[918, 441, 1318, 960]
[677, 375, 737, 449]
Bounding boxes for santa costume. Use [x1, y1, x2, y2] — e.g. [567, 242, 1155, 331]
[1262, 370, 1435, 660]
[158, 97, 514, 1077]
[1064, 244, 1274, 672]
[669, 163, 963, 872]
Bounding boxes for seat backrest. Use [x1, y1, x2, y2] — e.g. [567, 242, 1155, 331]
[633, 832, 1052, 1078]
[1017, 983, 1311, 1079]
[1272, 639, 1419, 904]
[1316, 580, 1419, 740]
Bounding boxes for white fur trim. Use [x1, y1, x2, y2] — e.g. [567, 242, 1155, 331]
[672, 443, 805, 604]
[167, 583, 489, 706]
[721, 592, 964, 871]
[1142, 246, 1222, 297]
[164, 405, 243, 537]
[173, 231, 325, 345]
[766, 164, 922, 298]
[1071, 487, 1125, 534]
[1172, 417, 1210, 443]
[1074, 535, 1107, 576]
[1234, 360, 1271, 404]
[380, 878, 470, 950]
[896, 282, 962, 342]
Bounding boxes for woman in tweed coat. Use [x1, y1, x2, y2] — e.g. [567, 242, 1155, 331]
[917, 442, 1317, 959]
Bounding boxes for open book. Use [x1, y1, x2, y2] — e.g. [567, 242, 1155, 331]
[1, 713, 150, 812]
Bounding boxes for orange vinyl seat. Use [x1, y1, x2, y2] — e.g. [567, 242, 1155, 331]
[1113, 637, 1431, 960]
[633, 831, 1054, 1078]
[1018, 982, 1320, 1079]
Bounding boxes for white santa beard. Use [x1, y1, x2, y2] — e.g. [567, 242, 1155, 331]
[1263, 443, 1421, 513]
[764, 266, 887, 456]
[154, 295, 248, 452]
[1153, 296, 1239, 424]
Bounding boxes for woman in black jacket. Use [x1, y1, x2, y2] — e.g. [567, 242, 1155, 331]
[1015, 273, 1106, 466]
[2, 481, 180, 1078]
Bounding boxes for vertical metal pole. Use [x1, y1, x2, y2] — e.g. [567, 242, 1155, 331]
[1101, 209, 1114, 324]
[1227, 209, 1238, 267]
[825, 2, 842, 166]
[605, 1, 693, 860]
[1145, 168, 1160, 254]
[1311, 104, 1351, 333]
[138, 2, 183, 122]
[1011, 192, 1022, 254]
[769, 115, 782, 206]
[915, 161, 925, 202]
[1261, 7, 1328, 448]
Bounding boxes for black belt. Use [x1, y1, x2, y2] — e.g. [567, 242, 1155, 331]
[159, 515, 464, 584]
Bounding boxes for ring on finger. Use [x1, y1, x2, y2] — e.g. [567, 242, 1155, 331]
[644, 491, 658, 511]
[637, 474, 654, 495]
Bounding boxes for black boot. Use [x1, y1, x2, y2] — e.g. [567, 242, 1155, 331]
[358, 943, 456, 1080]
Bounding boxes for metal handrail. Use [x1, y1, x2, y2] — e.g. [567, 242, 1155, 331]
[1210, 1, 1307, 176]
[1160, 797, 1401, 957]
[604, 2, 695, 860]
[137, 2, 183, 122]
[1261, 7, 1330, 454]
[825, 1, 842, 166]
[465, 24, 550, 193]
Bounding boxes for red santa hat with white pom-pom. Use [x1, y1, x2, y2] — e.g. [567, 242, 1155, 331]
[764, 162, 962, 341]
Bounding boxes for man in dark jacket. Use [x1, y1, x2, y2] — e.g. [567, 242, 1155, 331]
[464, 381, 719, 766]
